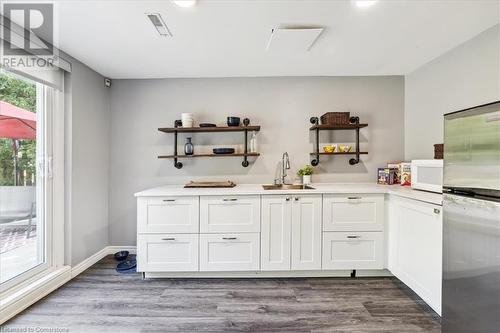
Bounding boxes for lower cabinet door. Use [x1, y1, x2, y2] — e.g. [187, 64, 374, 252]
[291, 195, 322, 270]
[322, 232, 384, 270]
[199, 233, 260, 271]
[261, 196, 292, 271]
[137, 234, 199, 272]
[391, 197, 442, 314]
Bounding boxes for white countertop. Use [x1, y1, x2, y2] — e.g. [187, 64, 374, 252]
[135, 183, 443, 205]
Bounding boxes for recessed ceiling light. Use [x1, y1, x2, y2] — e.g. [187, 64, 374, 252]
[354, 0, 378, 8]
[172, 0, 197, 8]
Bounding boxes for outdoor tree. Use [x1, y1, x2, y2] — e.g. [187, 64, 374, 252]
[0, 72, 37, 186]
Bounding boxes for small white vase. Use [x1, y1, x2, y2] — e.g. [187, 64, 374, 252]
[302, 175, 311, 185]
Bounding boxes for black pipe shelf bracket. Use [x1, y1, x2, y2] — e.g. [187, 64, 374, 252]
[310, 117, 320, 166]
[309, 116, 368, 167]
[242, 128, 250, 167]
[158, 120, 261, 169]
[173, 120, 183, 169]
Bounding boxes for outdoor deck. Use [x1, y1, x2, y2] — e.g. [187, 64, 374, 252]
[0, 218, 38, 283]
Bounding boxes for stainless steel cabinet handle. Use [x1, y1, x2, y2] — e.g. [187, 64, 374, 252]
[163, 199, 176, 202]
[434, 208, 440, 214]
[162, 237, 176, 241]
[285, 197, 291, 201]
[222, 237, 237, 240]
[223, 198, 238, 202]
[347, 235, 360, 239]
[347, 196, 362, 200]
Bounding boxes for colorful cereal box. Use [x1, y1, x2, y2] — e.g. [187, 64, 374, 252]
[400, 162, 411, 186]
[378, 168, 398, 185]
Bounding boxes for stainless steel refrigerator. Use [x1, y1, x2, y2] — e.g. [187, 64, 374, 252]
[443, 101, 500, 333]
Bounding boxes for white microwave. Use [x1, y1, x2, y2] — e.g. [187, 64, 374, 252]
[411, 159, 443, 193]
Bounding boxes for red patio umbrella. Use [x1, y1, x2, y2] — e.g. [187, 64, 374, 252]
[0, 100, 36, 139]
[0, 101, 37, 185]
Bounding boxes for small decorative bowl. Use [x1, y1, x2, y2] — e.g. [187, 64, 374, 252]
[199, 123, 216, 127]
[213, 148, 235, 154]
[339, 145, 352, 153]
[323, 146, 335, 153]
[227, 117, 240, 127]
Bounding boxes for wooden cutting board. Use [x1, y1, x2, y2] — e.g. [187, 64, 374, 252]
[184, 181, 236, 188]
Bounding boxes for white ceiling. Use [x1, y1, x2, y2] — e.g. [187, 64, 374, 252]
[49, 0, 500, 78]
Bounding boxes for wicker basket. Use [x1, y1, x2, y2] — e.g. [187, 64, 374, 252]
[320, 112, 350, 125]
[434, 144, 443, 159]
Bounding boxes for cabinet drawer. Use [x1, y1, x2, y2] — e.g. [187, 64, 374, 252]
[322, 232, 384, 270]
[323, 194, 384, 231]
[200, 196, 260, 233]
[137, 196, 199, 233]
[199, 233, 260, 271]
[137, 234, 199, 272]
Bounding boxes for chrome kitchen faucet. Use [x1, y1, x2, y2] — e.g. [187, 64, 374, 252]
[278, 152, 290, 185]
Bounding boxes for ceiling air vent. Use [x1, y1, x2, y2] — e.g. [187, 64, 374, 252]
[146, 13, 172, 37]
[266, 26, 324, 51]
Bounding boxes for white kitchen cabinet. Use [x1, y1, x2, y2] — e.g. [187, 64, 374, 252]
[322, 231, 384, 270]
[199, 233, 260, 271]
[137, 196, 199, 233]
[261, 194, 322, 271]
[388, 197, 442, 314]
[134, 187, 407, 279]
[261, 195, 292, 270]
[137, 234, 199, 272]
[323, 194, 384, 232]
[291, 195, 322, 270]
[200, 195, 260, 233]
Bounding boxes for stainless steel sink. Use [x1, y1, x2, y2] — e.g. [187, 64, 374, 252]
[262, 184, 315, 190]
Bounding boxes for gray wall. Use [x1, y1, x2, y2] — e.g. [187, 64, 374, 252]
[405, 24, 500, 160]
[64, 54, 111, 265]
[109, 76, 404, 245]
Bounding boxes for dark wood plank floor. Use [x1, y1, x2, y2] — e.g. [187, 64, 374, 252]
[4, 256, 441, 332]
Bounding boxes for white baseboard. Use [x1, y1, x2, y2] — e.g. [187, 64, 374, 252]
[105, 246, 137, 255]
[0, 266, 71, 324]
[144, 269, 393, 279]
[70, 247, 109, 278]
[71, 245, 136, 278]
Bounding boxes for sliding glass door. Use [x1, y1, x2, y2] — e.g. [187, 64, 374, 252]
[0, 70, 52, 286]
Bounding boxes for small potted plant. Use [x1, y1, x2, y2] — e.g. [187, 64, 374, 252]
[297, 165, 314, 185]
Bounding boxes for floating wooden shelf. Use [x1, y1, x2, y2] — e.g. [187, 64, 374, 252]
[311, 152, 368, 155]
[159, 126, 260, 133]
[159, 153, 260, 159]
[309, 124, 368, 131]
[158, 122, 261, 169]
[309, 116, 368, 166]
